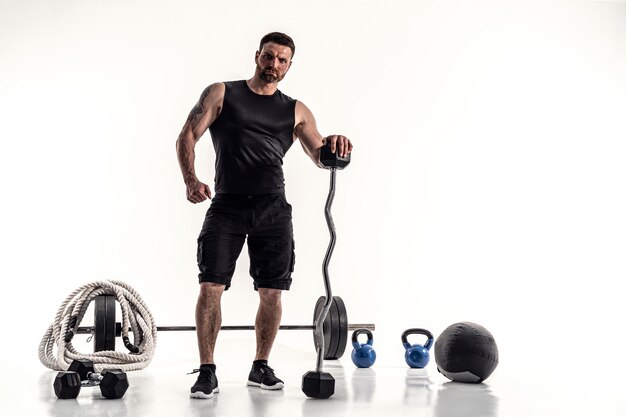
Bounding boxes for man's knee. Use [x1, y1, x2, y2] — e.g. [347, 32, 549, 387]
[199, 282, 226, 298]
[258, 288, 282, 306]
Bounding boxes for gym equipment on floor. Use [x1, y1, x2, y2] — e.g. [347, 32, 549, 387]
[302, 142, 350, 400]
[54, 359, 128, 399]
[402, 328, 434, 369]
[351, 329, 376, 368]
[72, 293, 373, 360]
[434, 322, 499, 383]
[39, 280, 157, 374]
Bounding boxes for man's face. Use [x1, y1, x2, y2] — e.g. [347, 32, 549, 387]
[255, 42, 293, 83]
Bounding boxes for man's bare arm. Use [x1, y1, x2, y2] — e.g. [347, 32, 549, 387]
[176, 83, 225, 203]
[294, 101, 353, 167]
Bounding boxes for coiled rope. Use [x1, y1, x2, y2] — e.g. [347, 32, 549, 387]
[39, 280, 157, 373]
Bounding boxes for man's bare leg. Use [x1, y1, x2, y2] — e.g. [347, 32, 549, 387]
[254, 288, 282, 360]
[196, 282, 225, 364]
[247, 288, 284, 389]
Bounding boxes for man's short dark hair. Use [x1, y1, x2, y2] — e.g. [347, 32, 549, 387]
[259, 32, 295, 58]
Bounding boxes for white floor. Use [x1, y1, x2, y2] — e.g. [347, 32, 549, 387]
[4, 332, 625, 417]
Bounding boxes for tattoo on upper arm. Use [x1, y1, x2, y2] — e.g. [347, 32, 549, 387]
[187, 86, 211, 122]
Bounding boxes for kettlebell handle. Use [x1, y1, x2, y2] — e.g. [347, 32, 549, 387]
[352, 329, 374, 346]
[401, 328, 434, 350]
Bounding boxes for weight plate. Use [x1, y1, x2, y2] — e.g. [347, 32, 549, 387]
[332, 296, 348, 359]
[313, 296, 333, 358]
[313, 296, 322, 352]
[326, 298, 340, 359]
[94, 295, 116, 351]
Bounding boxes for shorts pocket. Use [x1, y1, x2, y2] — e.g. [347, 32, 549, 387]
[290, 239, 296, 272]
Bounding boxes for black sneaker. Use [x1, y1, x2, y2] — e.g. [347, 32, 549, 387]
[247, 362, 284, 390]
[189, 365, 219, 399]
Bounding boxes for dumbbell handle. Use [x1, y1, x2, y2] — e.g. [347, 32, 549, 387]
[76, 371, 103, 387]
[86, 372, 102, 381]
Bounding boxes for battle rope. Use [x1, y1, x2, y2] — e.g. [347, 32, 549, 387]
[39, 280, 157, 373]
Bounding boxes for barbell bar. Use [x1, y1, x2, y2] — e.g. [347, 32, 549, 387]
[74, 295, 375, 359]
[83, 324, 375, 331]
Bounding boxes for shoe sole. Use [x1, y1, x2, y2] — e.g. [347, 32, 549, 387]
[190, 387, 220, 399]
[247, 381, 284, 390]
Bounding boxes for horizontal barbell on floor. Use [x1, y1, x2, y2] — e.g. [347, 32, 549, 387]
[76, 324, 375, 332]
[75, 295, 375, 360]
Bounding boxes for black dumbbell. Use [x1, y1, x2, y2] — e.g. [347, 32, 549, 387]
[302, 371, 335, 399]
[54, 359, 129, 399]
[53, 371, 81, 399]
[320, 142, 350, 169]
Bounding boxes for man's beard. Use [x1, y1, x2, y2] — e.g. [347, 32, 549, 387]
[258, 66, 283, 83]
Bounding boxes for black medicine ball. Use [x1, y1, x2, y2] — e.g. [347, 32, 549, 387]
[434, 322, 498, 383]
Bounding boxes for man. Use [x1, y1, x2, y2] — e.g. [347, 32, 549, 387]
[176, 32, 352, 399]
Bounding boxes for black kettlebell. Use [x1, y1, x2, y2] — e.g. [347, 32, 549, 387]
[402, 328, 434, 368]
[351, 329, 376, 368]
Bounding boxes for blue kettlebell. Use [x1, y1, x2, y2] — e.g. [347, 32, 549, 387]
[402, 328, 434, 368]
[351, 329, 376, 368]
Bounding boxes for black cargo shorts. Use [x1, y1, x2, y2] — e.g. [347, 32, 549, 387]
[196, 192, 295, 290]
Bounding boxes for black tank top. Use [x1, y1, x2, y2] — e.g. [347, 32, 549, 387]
[208, 80, 297, 194]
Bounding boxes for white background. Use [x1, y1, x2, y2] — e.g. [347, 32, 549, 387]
[1, 0, 625, 376]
